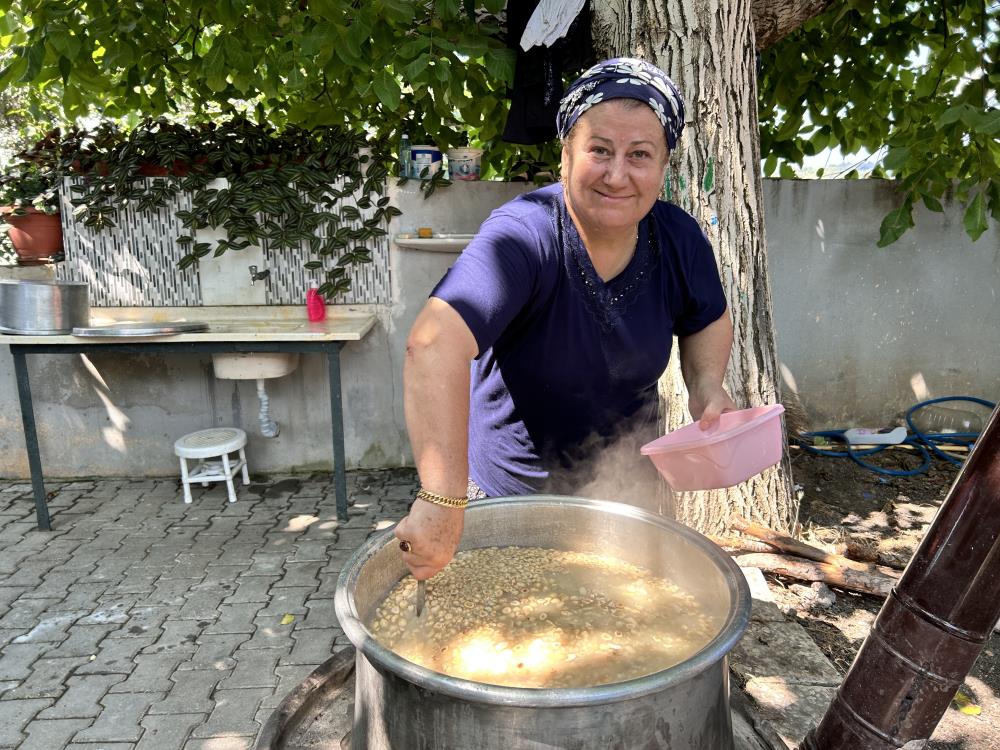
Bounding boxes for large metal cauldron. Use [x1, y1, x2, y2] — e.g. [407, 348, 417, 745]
[0, 280, 89, 334]
[335, 496, 751, 750]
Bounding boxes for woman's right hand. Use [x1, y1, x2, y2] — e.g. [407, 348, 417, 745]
[394, 499, 465, 580]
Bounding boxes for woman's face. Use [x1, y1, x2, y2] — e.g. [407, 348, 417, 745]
[560, 99, 669, 237]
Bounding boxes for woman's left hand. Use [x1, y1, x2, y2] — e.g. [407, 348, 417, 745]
[688, 384, 737, 429]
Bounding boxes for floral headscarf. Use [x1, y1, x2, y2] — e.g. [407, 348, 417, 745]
[556, 58, 686, 150]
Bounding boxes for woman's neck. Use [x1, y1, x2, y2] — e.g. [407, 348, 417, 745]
[565, 201, 639, 282]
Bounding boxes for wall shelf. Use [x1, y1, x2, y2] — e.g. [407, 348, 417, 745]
[393, 234, 474, 253]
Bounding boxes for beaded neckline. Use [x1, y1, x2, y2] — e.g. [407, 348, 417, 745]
[559, 196, 660, 331]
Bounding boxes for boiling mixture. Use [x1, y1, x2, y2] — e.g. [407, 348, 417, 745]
[368, 546, 723, 688]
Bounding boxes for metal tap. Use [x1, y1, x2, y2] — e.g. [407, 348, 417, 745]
[248, 265, 270, 285]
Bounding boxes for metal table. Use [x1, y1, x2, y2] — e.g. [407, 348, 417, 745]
[3, 311, 377, 530]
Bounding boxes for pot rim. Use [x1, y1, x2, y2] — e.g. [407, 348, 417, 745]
[335, 495, 751, 708]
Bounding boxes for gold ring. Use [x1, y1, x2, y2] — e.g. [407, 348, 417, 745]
[398, 540, 411, 553]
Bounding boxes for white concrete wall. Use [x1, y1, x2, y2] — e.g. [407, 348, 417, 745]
[766, 179, 999, 428]
[0, 178, 996, 478]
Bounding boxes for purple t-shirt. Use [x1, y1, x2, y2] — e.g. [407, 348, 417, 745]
[431, 183, 726, 497]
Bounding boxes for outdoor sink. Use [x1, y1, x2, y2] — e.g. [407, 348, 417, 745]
[212, 352, 300, 380]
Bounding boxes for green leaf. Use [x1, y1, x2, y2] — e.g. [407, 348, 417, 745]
[484, 48, 516, 85]
[963, 192, 988, 242]
[921, 194, 944, 213]
[877, 204, 914, 247]
[372, 69, 401, 110]
[881, 146, 909, 172]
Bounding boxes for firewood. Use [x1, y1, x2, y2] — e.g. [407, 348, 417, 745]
[729, 516, 894, 575]
[734, 553, 899, 598]
[707, 535, 775, 554]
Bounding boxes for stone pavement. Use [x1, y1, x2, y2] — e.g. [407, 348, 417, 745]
[0, 470, 839, 750]
[0, 470, 417, 750]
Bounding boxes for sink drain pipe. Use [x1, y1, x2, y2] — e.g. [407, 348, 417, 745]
[256, 379, 279, 438]
[802, 401, 1000, 749]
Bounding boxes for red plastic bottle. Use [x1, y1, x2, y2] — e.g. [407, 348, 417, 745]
[306, 280, 326, 322]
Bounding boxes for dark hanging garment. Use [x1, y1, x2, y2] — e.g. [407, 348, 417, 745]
[501, 1, 594, 145]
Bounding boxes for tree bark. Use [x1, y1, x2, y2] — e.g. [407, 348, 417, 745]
[749, 0, 836, 50]
[592, 0, 801, 533]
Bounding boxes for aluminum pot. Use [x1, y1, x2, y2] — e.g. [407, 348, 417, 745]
[335, 496, 751, 750]
[0, 280, 89, 335]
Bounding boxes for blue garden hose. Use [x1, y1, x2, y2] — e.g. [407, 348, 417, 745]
[794, 396, 995, 477]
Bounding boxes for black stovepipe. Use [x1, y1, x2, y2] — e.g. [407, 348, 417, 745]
[802, 402, 1000, 750]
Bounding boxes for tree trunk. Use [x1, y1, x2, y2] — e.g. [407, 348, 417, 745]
[592, 0, 798, 533]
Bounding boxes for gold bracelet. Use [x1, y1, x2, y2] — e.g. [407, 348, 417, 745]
[416, 487, 469, 509]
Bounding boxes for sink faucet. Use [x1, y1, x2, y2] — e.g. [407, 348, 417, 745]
[249, 265, 270, 285]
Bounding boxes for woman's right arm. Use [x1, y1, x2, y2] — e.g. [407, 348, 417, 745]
[394, 297, 480, 580]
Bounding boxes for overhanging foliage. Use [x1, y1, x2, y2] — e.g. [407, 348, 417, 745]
[0, 0, 997, 243]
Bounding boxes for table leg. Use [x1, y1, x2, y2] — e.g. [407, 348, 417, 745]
[10, 347, 51, 531]
[327, 343, 348, 522]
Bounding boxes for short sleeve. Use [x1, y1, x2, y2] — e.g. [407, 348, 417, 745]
[430, 210, 542, 356]
[671, 223, 728, 338]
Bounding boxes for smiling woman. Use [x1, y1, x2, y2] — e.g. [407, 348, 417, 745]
[395, 58, 738, 582]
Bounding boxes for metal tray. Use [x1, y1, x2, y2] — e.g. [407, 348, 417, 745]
[72, 321, 209, 337]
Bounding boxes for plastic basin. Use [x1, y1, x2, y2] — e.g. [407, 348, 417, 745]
[640, 404, 785, 491]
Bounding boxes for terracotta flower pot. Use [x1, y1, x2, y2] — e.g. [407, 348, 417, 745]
[3, 208, 64, 263]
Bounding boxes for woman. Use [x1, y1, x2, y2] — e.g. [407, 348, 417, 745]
[396, 58, 736, 580]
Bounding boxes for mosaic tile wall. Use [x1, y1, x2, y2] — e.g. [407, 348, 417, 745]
[56, 177, 391, 306]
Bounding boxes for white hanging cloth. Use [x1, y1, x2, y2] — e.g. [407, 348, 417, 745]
[519, 0, 588, 51]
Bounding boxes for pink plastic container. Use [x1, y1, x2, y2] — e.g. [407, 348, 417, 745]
[640, 404, 785, 491]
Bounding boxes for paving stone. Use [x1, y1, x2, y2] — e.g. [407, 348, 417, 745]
[89, 556, 138, 584]
[333, 528, 374, 551]
[113, 569, 164, 595]
[183, 737, 251, 750]
[175, 588, 227, 621]
[256, 586, 313, 618]
[19, 569, 91, 601]
[50, 583, 113, 612]
[3, 655, 91, 699]
[0, 628, 27, 649]
[279, 628, 339, 667]
[740, 567, 788, 624]
[109, 652, 188, 694]
[76, 635, 156, 675]
[241, 552, 288, 577]
[178, 633, 250, 672]
[160, 554, 218, 581]
[77, 601, 133, 626]
[38, 673, 126, 718]
[200, 564, 247, 588]
[19, 717, 92, 750]
[297, 517, 340, 541]
[0, 596, 64, 629]
[72, 691, 165, 744]
[0, 697, 54, 746]
[221, 647, 285, 689]
[106, 606, 172, 640]
[136, 711, 205, 750]
[270, 561, 322, 590]
[745, 680, 837, 749]
[298, 597, 338, 630]
[730, 620, 842, 687]
[65, 743, 134, 749]
[45, 623, 119, 658]
[148, 668, 228, 715]
[223, 575, 279, 605]
[241, 616, 297, 651]
[201, 603, 263, 636]
[10, 609, 86, 644]
[148, 578, 199, 608]
[189, 687, 272, 739]
[0, 642, 50, 681]
[140, 620, 204, 656]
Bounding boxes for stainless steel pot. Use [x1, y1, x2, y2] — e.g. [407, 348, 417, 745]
[335, 496, 751, 750]
[0, 280, 89, 335]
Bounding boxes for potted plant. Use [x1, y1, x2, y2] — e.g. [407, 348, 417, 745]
[0, 161, 64, 264]
[68, 117, 402, 299]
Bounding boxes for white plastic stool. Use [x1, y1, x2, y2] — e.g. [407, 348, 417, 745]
[174, 427, 249, 504]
